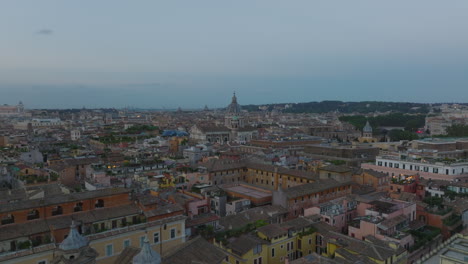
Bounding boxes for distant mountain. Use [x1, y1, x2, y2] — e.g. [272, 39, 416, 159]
[243, 101, 432, 114]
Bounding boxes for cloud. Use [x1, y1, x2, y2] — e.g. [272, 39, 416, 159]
[36, 29, 53, 35]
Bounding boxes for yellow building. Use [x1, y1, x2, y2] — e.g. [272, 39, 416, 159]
[3, 215, 186, 264]
[326, 233, 407, 264]
[215, 217, 317, 264]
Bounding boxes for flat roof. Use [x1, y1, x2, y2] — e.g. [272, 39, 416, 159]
[223, 185, 271, 199]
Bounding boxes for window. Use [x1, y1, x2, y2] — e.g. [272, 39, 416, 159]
[123, 239, 130, 248]
[27, 209, 39, 220]
[1, 214, 14, 225]
[140, 236, 145, 247]
[105, 244, 113, 257]
[74, 202, 83, 212]
[271, 248, 275, 257]
[52, 206, 63, 216]
[171, 228, 176, 239]
[95, 199, 104, 208]
[253, 244, 262, 254]
[153, 232, 160, 243]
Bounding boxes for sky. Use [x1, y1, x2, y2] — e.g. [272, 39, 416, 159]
[1, 0, 468, 109]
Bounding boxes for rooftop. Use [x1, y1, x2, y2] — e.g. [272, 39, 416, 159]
[280, 179, 352, 199]
[0, 187, 130, 214]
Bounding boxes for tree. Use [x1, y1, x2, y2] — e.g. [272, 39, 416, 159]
[445, 124, 468, 137]
[388, 129, 419, 141]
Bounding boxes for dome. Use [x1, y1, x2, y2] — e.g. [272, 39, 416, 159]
[133, 237, 161, 264]
[226, 92, 241, 114]
[363, 121, 373, 133]
[59, 221, 88, 251]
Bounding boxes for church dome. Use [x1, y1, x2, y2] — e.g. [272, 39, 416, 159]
[226, 92, 241, 114]
[59, 221, 88, 251]
[133, 237, 161, 264]
[363, 121, 373, 133]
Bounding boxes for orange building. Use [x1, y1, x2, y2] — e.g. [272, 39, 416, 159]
[352, 169, 389, 191]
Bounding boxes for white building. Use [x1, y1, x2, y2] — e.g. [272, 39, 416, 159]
[375, 155, 468, 177]
[71, 130, 81, 141]
[183, 145, 211, 164]
[31, 118, 63, 127]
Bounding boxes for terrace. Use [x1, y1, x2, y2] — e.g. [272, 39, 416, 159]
[408, 226, 441, 252]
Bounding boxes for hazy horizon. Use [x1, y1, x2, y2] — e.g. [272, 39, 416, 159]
[2, 0, 468, 108]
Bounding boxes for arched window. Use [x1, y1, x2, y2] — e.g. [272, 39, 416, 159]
[1, 214, 14, 225]
[95, 199, 104, 208]
[52, 206, 63, 216]
[74, 202, 83, 212]
[27, 209, 39, 220]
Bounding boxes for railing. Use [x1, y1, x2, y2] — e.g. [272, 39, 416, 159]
[0, 243, 55, 262]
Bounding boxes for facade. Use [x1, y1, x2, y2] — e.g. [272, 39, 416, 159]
[31, 118, 63, 127]
[425, 115, 468, 136]
[358, 121, 377, 143]
[304, 196, 357, 234]
[352, 169, 389, 192]
[272, 179, 353, 219]
[366, 155, 468, 180]
[182, 145, 211, 164]
[0, 102, 24, 116]
[226, 198, 251, 216]
[215, 217, 317, 264]
[71, 130, 81, 141]
[189, 125, 232, 145]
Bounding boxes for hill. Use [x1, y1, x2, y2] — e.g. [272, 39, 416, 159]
[243, 101, 430, 114]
